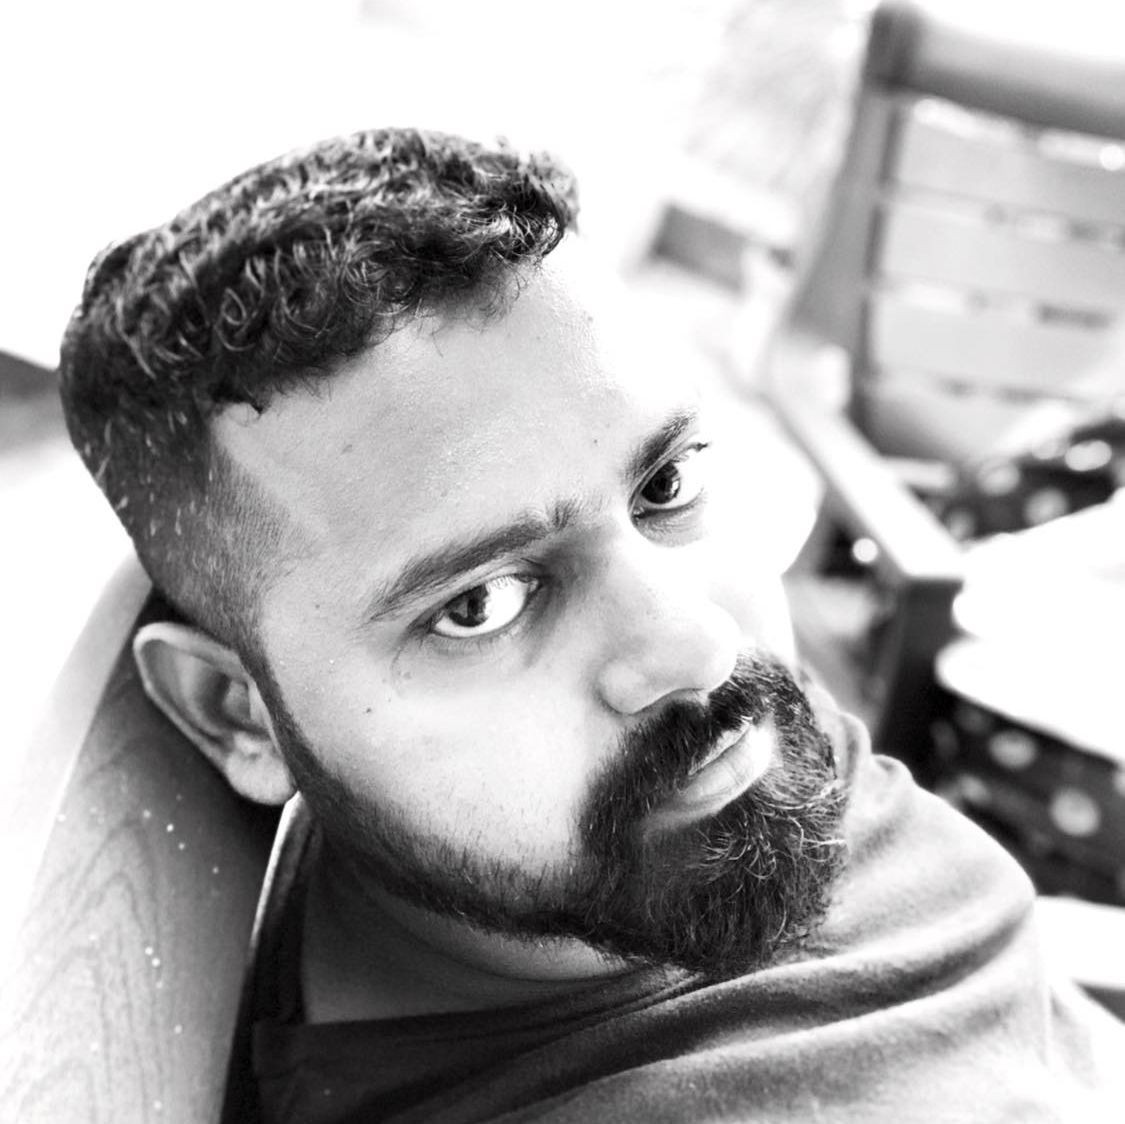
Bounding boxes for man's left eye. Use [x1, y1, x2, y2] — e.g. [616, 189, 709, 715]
[633, 444, 710, 518]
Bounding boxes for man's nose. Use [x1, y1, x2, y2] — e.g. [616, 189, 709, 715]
[593, 543, 741, 717]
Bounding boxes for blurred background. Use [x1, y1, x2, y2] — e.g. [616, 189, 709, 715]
[4, 0, 1125, 937]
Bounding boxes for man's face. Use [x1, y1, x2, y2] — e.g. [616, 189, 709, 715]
[217, 240, 846, 975]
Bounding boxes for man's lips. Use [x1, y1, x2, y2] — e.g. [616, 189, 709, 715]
[641, 719, 777, 836]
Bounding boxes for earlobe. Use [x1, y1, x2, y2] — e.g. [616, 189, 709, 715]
[132, 621, 296, 806]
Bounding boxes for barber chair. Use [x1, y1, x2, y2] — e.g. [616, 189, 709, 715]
[0, 553, 279, 1121]
[754, 0, 1125, 1013]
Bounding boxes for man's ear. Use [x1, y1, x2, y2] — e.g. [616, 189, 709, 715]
[132, 621, 296, 806]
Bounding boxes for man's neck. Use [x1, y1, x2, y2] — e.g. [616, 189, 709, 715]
[299, 842, 633, 1024]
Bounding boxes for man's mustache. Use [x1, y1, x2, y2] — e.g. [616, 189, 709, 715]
[589, 652, 819, 827]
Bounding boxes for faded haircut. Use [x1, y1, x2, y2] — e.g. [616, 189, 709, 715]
[59, 127, 578, 660]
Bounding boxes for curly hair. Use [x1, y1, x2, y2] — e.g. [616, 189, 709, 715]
[59, 127, 578, 657]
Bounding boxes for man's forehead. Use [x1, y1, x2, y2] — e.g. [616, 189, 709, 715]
[211, 242, 701, 559]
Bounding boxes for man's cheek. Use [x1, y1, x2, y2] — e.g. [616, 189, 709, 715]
[354, 726, 588, 853]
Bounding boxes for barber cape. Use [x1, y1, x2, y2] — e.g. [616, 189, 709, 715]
[244, 697, 1125, 1123]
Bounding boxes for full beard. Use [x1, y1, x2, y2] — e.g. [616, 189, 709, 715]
[262, 652, 849, 980]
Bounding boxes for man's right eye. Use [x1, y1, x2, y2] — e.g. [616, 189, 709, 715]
[429, 574, 542, 640]
[632, 443, 711, 521]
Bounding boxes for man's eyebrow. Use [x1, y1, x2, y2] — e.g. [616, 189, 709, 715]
[364, 500, 581, 623]
[625, 407, 700, 484]
[364, 407, 700, 625]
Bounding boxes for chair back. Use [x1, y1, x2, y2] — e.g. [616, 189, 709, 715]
[0, 555, 278, 1121]
[794, 0, 1125, 465]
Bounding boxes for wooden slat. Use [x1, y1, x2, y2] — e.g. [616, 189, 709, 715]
[868, 295, 1112, 395]
[857, 377, 1057, 462]
[893, 112, 1125, 226]
[879, 199, 1125, 310]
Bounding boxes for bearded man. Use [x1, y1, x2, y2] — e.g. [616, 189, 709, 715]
[58, 128, 1124, 1122]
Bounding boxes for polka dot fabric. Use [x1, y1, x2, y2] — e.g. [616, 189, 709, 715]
[927, 410, 1125, 541]
[931, 693, 1125, 907]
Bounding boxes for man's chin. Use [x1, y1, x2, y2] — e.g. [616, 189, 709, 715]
[579, 776, 848, 979]
[564, 664, 850, 978]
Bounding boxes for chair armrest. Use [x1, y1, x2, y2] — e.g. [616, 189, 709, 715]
[766, 331, 963, 593]
[0, 556, 279, 1120]
[0, 547, 148, 939]
[764, 329, 963, 758]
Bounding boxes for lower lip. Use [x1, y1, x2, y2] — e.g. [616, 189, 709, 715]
[642, 721, 776, 836]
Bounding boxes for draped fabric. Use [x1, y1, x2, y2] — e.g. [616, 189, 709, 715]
[251, 706, 1125, 1123]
